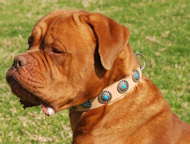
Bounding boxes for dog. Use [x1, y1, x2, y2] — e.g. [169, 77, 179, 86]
[6, 10, 190, 144]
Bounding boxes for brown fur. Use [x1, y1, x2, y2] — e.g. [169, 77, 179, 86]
[6, 10, 190, 144]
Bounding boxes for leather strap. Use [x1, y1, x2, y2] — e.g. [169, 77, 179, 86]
[74, 67, 142, 111]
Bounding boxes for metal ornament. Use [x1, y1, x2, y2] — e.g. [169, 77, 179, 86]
[132, 70, 140, 82]
[98, 91, 112, 104]
[117, 80, 129, 93]
[81, 100, 92, 108]
[135, 52, 146, 70]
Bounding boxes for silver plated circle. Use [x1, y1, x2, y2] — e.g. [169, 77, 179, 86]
[98, 91, 112, 104]
[117, 80, 129, 93]
[132, 70, 140, 82]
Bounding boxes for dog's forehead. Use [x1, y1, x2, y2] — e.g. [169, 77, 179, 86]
[31, 12, 74, 39]
[29, 11, 95, 53]
[44, 16, 80, 51]
[32, 10, 87, 36]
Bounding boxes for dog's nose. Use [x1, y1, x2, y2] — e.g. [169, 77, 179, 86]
[13, 55, 27, 68]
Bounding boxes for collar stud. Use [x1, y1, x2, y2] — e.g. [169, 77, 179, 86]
[81, 100, 92, 108]
[132, 70, 140, 82]
[98, 91, 112, 104]
[117, 80, 129, 93]
[74, 68, 142, 111]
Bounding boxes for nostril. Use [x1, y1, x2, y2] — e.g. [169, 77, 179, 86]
[13, 56, 27, 68]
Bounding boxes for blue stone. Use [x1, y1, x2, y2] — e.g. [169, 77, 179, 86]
[81, 100, 91, 108]
[117, 80, 129, 93]
[99, 91, 112, 104]
[133, 70, 140, 82]
[121, 84, 127, 89]
[102, 95, 110, 101]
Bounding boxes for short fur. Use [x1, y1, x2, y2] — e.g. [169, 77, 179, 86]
[6, 10, 190, 144]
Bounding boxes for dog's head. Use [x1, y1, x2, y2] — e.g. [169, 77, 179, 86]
[6, 10, 131, 115]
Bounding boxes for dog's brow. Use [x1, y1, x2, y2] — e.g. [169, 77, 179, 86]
[49, 34, 67, 52]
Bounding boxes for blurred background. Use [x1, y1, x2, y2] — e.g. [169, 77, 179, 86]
[0, 0, 190, 143]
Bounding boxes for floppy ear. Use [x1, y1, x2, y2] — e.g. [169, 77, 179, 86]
[81, 13, 130, 70]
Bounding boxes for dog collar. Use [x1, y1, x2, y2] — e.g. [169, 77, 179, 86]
[74, 67, 142, 111]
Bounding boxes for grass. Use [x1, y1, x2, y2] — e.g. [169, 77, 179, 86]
[0, 0, 190, 143]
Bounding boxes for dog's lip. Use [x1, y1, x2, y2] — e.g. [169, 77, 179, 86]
[7, 68, 59, 116]
[6, 71, 57, 116]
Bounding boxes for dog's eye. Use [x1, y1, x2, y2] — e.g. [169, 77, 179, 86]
[51, 47, 64, 54]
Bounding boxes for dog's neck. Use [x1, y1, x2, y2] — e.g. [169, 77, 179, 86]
[107, 44, 140, 84]
[70, 78, 170, 144]
[74, 67, 142, 111]
[72, 44, 141, 111]
[70, 45, 171, 144]
[70, 44, 143, 127]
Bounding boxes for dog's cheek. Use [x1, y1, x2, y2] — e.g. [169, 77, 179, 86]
[52, 53, 72, 72]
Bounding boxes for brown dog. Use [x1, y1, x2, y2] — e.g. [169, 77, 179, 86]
[6, 10, 190, 144]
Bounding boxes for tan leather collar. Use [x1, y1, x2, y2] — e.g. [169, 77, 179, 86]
[74, 67, 142, 111]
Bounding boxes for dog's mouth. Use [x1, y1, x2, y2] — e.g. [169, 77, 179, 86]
[6, 68, 56, 116]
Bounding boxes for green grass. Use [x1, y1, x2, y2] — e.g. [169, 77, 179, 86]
[0, 0, 190, 143]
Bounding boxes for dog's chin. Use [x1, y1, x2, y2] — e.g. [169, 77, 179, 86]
[6, 69, 56, 116]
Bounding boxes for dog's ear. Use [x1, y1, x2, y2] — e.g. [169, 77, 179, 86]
[81, 13, 130, 70]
